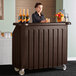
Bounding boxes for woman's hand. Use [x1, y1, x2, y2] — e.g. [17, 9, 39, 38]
[41, 18, 50, 23]
[41, 20, 47, 23]
[46, 18, 50, 23]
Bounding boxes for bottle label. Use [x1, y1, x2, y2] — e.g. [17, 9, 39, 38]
[22, 16, 26, 23]
[18, 16, 22, 23]
[26, 16, 30, 23]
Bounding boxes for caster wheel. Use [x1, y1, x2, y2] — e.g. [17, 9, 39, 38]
[14, 67, 19, 72]
[63, 64, 67, 71]
[19, 69, 25, 75]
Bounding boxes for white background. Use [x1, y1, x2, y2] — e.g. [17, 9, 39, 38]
[63, 0, 76, 57]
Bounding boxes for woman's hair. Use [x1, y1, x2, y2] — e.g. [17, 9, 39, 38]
[35, 2, 43, 8]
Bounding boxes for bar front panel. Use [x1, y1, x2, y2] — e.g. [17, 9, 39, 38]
[12, 24, 67, 70]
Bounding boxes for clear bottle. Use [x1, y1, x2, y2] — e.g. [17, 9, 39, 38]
[66, 14, 69, 22]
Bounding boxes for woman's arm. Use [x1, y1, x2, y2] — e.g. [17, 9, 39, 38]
[32, 14, 49, 23]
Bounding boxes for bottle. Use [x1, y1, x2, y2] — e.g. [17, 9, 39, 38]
[22, 9, 26, 23]
[66, 14, 69, 22]
[62, 9, 66, 22]
[26, 9, 30, 23]
[18, 9, 22, 23]
[64, 15, 66, 22]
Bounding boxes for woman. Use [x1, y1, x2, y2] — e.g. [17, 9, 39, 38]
[32, 2, 47, 23]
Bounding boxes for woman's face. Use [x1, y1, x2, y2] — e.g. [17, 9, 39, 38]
[36, 5, 43, 13]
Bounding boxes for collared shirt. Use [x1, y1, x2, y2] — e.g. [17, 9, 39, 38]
[32, 11, 45, 23]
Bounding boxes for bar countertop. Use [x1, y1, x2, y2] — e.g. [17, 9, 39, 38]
[13, 22, 71, 26]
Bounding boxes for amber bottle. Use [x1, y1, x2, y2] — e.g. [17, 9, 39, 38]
[22, 9, 26, 23]
[26, 9, 30, 23]
[18, 9, 22, 23]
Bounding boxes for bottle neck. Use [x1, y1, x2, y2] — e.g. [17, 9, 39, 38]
[26, 9, 29, 16]
[23, 12, 25, 16]
[19, 10, 22, 16]
[23, 9, 25, 16]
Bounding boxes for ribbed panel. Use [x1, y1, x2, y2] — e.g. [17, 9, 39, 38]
[13, 26, 67, 70]
[23, 27, 67, 69]
[12, 27, 21, 68]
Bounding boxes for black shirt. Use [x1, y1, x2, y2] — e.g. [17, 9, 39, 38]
[32, 11, 45, 23]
